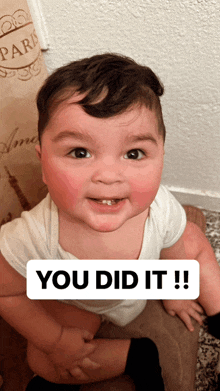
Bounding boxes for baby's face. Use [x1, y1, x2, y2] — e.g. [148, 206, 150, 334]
[36, 97, 164, 233]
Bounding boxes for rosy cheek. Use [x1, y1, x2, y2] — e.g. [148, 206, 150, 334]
[44, 166, 82, 208]
[130, 176, 160, 209]
[131, 189, 157, 209]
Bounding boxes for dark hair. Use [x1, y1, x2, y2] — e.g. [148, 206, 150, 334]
[37, 53, 166, 143]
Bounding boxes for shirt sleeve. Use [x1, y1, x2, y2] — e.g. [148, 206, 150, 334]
[0, 196, 50, 278]
[153, 185, 187, 249]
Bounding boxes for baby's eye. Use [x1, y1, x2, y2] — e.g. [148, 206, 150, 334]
[124, 149, 145, 160]
[69, 148, 91, 159]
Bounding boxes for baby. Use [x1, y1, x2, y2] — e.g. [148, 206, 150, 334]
[0, 53, 220, 391]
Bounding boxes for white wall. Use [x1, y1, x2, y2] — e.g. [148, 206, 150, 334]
[37, 0, 220, 210]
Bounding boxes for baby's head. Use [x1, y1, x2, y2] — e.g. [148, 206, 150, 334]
[37, 53, 166, 144]
[36, 53, 166, 233]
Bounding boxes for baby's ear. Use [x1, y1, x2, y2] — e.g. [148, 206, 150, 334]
[35, 144, 41, 161]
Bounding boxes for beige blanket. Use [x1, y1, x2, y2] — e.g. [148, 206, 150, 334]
[0, 0, 48, 226]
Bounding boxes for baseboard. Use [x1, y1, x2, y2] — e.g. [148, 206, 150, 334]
[166, 186, 220, 212]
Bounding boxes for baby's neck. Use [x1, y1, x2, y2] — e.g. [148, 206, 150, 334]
[58, 209, 149, 260]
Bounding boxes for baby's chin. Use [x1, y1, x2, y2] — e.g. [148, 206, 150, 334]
[84, 208, 149, 234]
[85, 219, 127, 234]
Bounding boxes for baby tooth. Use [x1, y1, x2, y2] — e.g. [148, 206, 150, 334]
[101, 200, 114, 205]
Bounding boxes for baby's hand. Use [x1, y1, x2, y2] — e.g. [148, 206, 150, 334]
[68, 357, 101, 381]
[162, 300, 204, 332]
[48, 327, 100, 380]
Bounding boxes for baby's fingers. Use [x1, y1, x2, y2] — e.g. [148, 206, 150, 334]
[69, 366, 90, 381]
[82, 330, 94, 342]
[81, 341, 96, 357]
[192, 301, 204, 314]
[80, 357, 101, 370]
[188, 307, 204, 326]
[178, 311, 195, 332]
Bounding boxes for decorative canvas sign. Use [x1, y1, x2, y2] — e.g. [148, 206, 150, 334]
[0, 0, 48, 226]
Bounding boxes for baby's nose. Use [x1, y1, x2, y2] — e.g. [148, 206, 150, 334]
[91, 158, 123, 184]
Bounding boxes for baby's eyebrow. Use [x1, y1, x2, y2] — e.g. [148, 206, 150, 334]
[52, 130, 94, 143]
[126, 133, 158, 145]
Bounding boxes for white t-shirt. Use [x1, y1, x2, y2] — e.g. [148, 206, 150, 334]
[0, 185, 186, 326]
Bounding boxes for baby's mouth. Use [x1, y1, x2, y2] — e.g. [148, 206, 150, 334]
[90, 198, 123, 206]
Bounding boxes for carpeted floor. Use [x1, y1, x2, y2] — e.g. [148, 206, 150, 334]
[195, 210, 220, 391]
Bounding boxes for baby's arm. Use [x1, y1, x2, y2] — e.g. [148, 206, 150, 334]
[0, 253, 133, 386]
[0, 253, 99, 379]
[161, 221, 220, 331]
